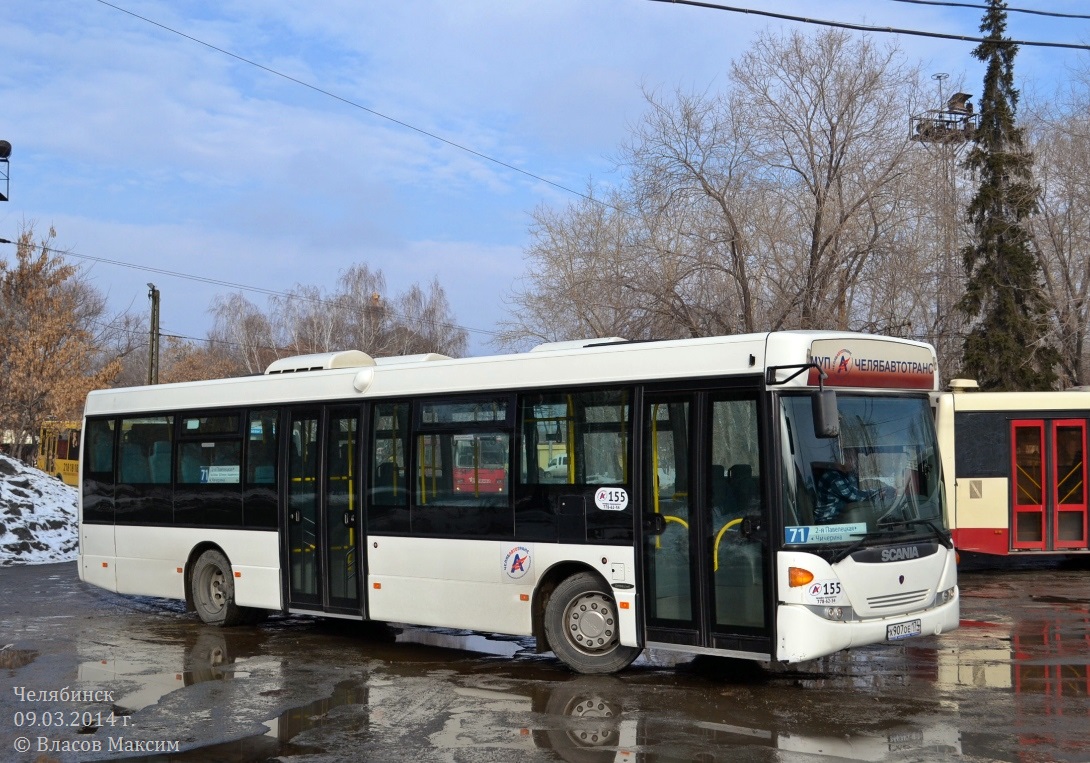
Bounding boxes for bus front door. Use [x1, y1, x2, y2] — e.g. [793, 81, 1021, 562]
[285, 408, 364, 616]
[641, 391, 772, 659]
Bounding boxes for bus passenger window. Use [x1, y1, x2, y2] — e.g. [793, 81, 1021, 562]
[86, 419, 114, 476]
[369, 402, 410, 533]
[246, 410, 278, 485]
[520, 390, 629, 486]
[178, 442, 241, 483]
[118, 417, 173, 485]
[176, 414, 242, 485]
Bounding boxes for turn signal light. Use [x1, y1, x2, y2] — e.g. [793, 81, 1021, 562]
[788, 567, 815, 587]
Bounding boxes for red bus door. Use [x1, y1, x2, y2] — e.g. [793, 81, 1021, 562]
[1052, 420, 1088, 550]
[1011, 420, 1089, 552]
[1011, 421, 1046, 550]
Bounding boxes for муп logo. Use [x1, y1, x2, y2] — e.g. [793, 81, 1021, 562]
[833, 349, 853, 374]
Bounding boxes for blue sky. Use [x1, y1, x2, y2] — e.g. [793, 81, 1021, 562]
[3, 1, 1087, 356]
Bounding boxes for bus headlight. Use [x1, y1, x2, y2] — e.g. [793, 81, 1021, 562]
[824, 607, 844, 620]
[937, 586, 956, 604]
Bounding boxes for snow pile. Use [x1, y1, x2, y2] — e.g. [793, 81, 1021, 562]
[0, 453, 78, 566]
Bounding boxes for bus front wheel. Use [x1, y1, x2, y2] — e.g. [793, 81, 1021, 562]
[544, 572, 640, 674]
[191, 549, 245, 626]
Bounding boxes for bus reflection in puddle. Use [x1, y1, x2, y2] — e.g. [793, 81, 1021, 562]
[73, 627, 965, 762]
[66, 608, 1087, 762]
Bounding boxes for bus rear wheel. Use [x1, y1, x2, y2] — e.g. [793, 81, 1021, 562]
[545, 572, 640, 674]
[191, 549, 245, 626]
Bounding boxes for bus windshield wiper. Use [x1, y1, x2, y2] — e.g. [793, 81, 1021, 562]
[831, 527, 908, 564]
[877, 517, 953, 548]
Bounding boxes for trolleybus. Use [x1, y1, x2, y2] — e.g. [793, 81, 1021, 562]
[935, 381, 1089, 563]
[78, 331, 959, 673]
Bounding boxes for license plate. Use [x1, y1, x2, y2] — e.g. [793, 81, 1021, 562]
[887, 619, 922, 641]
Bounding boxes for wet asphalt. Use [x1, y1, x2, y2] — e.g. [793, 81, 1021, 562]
[1, 561, 1088, 762]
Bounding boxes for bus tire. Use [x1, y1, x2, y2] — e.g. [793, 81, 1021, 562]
[191, 549, 245, 627]
[544, 572, 640, 674]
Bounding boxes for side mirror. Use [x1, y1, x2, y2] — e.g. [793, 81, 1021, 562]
[813, 390, 840, 438]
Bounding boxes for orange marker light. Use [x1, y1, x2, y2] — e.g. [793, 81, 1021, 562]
[519, 593, 530, 601]
[788, 566, 815, 587]
[373, 582, 381, 590]
[234, 571, 241, 578]
[176, 567, 183, 574]
[619, 601, 630, 609]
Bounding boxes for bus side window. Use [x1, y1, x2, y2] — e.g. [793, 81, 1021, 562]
[82, 418, 116, 525]
[87, 420, 114, 476]
[369, 402, 410, 533]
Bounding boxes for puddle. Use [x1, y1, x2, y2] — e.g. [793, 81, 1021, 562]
[62, 579, 1090, 762]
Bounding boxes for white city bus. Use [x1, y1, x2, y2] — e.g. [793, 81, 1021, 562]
[934, 381, 1089, 563]
[78, 331, 959, 674]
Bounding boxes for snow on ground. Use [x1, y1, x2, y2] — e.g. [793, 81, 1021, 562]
[0, 452, 78, 566]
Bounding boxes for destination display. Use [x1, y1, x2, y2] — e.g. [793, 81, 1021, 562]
[807, 338, 938, 390]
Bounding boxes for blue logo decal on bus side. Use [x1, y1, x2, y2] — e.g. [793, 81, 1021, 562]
[504, 546, 531, 579]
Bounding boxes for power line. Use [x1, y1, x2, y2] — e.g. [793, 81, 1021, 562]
[0, 238, 501, 339]
[648, 0, 1090, 50]
[89, 316, 293, 355]
[93, 0, 598, 206]
[888, 0, 1090, 21]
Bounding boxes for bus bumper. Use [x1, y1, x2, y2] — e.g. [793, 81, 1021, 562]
[775, 589, 960, 663]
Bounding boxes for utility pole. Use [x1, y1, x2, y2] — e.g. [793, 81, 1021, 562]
[147, 283, 160, 385]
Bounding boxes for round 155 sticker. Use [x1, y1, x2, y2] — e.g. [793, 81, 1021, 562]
[595, 487, 629, 511]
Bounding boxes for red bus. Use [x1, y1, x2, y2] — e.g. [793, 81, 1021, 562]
[453, 433, 508, 495]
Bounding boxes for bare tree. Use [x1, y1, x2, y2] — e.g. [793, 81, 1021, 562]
[502, 28, 926, 347]
[1026, 85, 1090, 387]
[732, 29, 923, 330]
[188, 263, 467, 379]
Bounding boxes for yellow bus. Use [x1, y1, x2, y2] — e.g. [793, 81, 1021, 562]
[38, 420, 81, 486]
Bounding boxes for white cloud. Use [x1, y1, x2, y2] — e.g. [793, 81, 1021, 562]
[3, 0, 1082, 365]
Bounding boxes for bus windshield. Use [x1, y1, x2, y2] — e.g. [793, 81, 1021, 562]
[779, 394, 945, 545]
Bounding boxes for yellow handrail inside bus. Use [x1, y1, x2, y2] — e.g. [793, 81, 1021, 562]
[392, 404, 400, 499]
[418, 436, 427, 504]
[566, 395, 576, 483]
[651, 404, 661, 548]
[713, 518, 744, 571]
[474, 437, 481, 498]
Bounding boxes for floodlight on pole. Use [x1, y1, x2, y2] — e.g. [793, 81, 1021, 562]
[0, 140, 10, 202]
